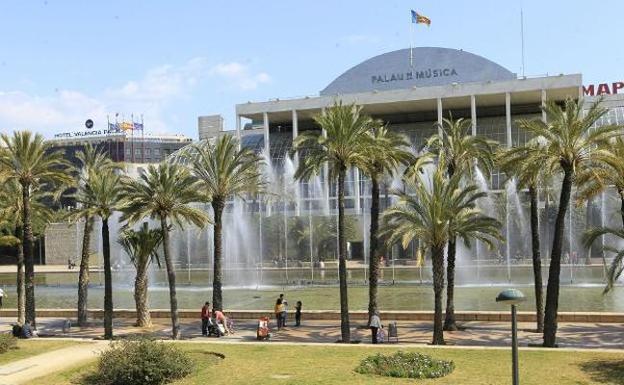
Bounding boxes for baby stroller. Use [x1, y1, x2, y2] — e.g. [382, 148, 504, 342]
[256, 316, 271, 340]
[207, 318, 223, 337]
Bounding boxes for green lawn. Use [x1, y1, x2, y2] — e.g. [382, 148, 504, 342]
[38, 343, 624, 385]
[0, 339, 82, 365]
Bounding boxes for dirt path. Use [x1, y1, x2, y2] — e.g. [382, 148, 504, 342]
[0, 340, 108, 385]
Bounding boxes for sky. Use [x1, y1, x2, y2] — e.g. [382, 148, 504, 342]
[0, 0, 622, 139]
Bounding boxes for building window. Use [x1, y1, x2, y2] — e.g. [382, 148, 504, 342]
[145, 148, 151, 155]
[154, 149, 160, 156]
[134, 148, 141, 155]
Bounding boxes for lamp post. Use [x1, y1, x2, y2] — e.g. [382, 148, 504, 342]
[496, 288, 526, 385]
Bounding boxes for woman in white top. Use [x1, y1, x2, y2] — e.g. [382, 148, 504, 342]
[369, 311, 382, 344]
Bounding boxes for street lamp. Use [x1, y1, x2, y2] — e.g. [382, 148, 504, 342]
[496, 288, 526, 385]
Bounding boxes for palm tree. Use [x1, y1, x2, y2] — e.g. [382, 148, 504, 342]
[0, 180, 53, 325]
[75, 169, 124, 340]
[509, 98, 619, 347]
[584, 226, 624, 293]
[358, 125, 411, 322]
[120, 163, 208, 339]
[0, 131, 71, 325]
[576, 136, 624, 227]
[291, 102, 375, 343]
[382, 162, 501, 345]
[118, 222, 163, 327]
[183, 135, 263, 311]
[70, 144, 121, 326]
[499, 141, 550, 333]
[424, 117, 497, 331]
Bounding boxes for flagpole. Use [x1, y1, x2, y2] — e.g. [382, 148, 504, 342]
[409, 12, 414, 67]
[520, 4, 526, 77]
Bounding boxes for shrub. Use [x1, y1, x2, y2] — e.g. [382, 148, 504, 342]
[355, 351, 454, 379]
[0, 333, 17, 354]
[84, 339, 194, 385]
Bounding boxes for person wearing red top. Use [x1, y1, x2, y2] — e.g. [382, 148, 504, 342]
[201, 302, 211, 336]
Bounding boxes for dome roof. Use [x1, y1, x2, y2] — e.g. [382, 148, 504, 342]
[320, 47, 516, 96]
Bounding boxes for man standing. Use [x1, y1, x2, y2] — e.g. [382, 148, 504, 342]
[369, 311, 382, 344]
[201, 302, 211, 336]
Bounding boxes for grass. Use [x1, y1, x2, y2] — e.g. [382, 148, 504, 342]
[0, 339, 82, 365]
[36, 343, 624, 385]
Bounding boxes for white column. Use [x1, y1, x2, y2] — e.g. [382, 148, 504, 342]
[235, 115, 242, 149]
[292, 109, 301, 217]
[470, 95, 477, 136]
[437, 97, 443, 136]
[322, 123, 330, 216]
[263, 112, 270, 152]
[541, 89, 547, 123]
[354, 168, 361, 213]
[505, 92, 512, 148]
[263, 112, 271, 217]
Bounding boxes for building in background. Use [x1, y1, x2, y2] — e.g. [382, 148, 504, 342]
[198, 115, 225, 141]
[46, 127, 193, 169]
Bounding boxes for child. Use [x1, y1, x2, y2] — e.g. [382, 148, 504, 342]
[295, 301, 302, 326]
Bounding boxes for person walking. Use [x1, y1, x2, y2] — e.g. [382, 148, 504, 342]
[369, 311, 382, 344]
[201, 302, 211, 336]
[295, 301, 302, 327]
[274, 298, 284, 330]
[0, 287, 5, 308]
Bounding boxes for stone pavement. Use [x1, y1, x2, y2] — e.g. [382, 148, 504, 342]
[0, 340, 108, 385]
[2, 317, 622, 350]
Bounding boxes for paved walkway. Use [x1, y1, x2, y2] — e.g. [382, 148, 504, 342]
[2, 317, 622, 350]
[0, 340, 107, 385]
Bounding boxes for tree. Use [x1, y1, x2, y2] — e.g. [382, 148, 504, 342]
[358, 125, 411, 322]
[118, 223, 163, 327]
[75, 169, 124, 340]
[291, 102, 375, 342]
[69, 144, 121, 326]
[424, 117, 497, 331]
[382, 163, 501, 345]
[509, 98, 618, 347]
[183, 135, 263, 311]
[0, 131, 71, 326]
[120, 163, 208, 339]
[584, 226, 624, 293]
[499, 141, 550, 333]
[0, 179, 53, 324]
[576, 136, 624, 227]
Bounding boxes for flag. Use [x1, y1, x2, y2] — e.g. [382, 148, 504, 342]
[411, 10, 431, 26]
[133, 122, 144, 131]
[108, 123, 120, 132]
[120, 122, 134, 131]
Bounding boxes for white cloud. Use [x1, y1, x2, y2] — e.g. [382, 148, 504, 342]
[0, 58, 270, 137]
[210, 62, 271, 90]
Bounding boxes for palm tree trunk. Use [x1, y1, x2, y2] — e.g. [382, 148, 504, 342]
[161, 217, 180, 339]
[15, 225, 25, 325]
[444, 163, 457, 331]
[443, 238, 457, 331]
[134, 264, 151, 327]
[543, 167, 573, 347]
[102, 217, 113, 340]
[431, 244, 446, 345]
[212, 199, 225, 311]
[77, 216, 93, 326]
[529, 185, 544, 333]
[337, 166, 350, 343]
[367, 176, 380, 323]
[619, 189, 624, 228]
[22, 185, 36, 327]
